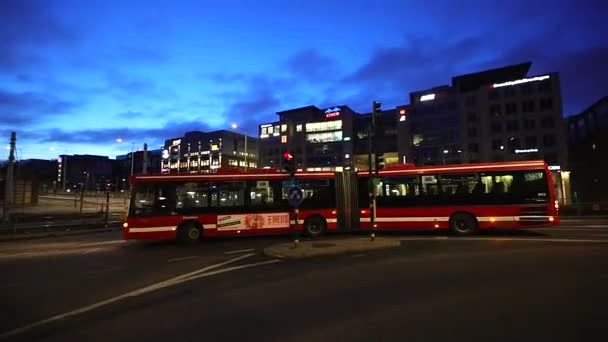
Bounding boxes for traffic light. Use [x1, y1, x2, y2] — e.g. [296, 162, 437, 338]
[375, 153, 386, 171]
[283, 151, 296, 177]
[372, 101, 382, 128]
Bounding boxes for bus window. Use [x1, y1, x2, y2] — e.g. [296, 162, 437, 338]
[175, 182, 210, 213]
[376, 176, 421, 207]
[283, 179, 335, 209]
[217, 182, 245, 208]
[249, 180, 277, 209]
[130, 182, 177, 216]
[440, 174, 478, 196]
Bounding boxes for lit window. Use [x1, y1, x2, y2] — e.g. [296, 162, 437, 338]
[345, 154, 350, 159]
[281, 124, 287, 132]
[305, 120, 342, 132]
[306, 131, 343, 143]
[281, 135, 287, 144]
[296, 124, 302, 132]
[229, 159, 238, 166]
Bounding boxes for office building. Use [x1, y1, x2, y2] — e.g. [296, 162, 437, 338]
[161, 130, 258, 174]
[567, 96, 608, 203]
[407, 62, 570, 204]
[258, 105, 401, 172]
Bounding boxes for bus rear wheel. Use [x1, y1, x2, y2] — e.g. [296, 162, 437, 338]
[304, 216, 326, 238]
[178, 222, 202, 243]
[450, 213, 477, 236]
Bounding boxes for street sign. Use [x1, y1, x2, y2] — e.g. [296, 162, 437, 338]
[288, 186, 304, 208]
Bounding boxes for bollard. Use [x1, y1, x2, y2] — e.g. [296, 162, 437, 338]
[370, 232, 375, 241]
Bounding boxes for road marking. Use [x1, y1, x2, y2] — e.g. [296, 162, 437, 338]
[397, 237, 608, 243]
[81, 248, 101, 255]
[168, 256, 198, 262]
[0, 253, 261, 339]
[535, 228, 608, 232]
[224, 248, 255, 255]
[78, 240, 126, 247]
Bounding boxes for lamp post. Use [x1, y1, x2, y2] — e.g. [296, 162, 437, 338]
[231, 124, 248, 170]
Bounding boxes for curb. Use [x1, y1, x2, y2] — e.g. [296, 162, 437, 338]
[263, 237, 401, 259]
[0, 227, 121, 243]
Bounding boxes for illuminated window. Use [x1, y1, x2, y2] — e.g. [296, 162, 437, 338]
[229, 159, 238, 166]
[305, 120, 342, 132]
[307, 131, 343, 143]
[281, 124, 287, 132]
[281, 135, 287, 144]
[345, 154, 350, 159]
[296, 124, 302, 132]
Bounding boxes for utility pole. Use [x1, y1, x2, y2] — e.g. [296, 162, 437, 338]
[2, 132, 16, 222]
[142, 143, 148, 174]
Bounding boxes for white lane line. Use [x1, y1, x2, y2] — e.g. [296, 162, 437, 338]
[398, 237, 608, 243]
[81, 248, 101, 255]
[224, 248, 255, 255]
[168, 256, 198, 263]
[78, 240, 126, 248]
[0, 253, 257, 339]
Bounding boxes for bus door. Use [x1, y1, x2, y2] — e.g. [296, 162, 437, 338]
[335, 171, 360, 231]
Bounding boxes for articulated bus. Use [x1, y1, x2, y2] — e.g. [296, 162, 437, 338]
[123, 160, 559, 242]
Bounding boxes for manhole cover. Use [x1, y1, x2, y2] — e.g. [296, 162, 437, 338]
[311, 242, 336, 248]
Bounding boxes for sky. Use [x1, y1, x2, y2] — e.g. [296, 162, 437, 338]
[1, 0, 607, 160]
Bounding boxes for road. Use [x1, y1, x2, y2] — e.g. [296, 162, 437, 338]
[1, 216, 608, 341]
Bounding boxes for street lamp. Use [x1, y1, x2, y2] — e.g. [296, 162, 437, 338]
[116, 138, 136, 177]
[231, 123, 248, 170]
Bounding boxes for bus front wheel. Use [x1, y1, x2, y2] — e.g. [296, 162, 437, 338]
[449, 213, 477, 236]
[178, 222, 202, 243]
[303, 216, 326, 238]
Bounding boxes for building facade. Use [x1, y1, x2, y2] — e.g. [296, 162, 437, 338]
[57, 154, 115, 192]
[406, 62, 570, 204]
[161, 130, 258, 174]
[567, 96, 608, 203]
[116, 148, 162, 190]
[258, 105, 401, 172]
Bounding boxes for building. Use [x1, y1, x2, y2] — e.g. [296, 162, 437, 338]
[116, 147, 162, 190]
[162, 130, 258, 174]
[406, 62, 570, 204]
[57, 154, 115, 192]
[567, 96, 608, 203]
[258, 105, 402, 172]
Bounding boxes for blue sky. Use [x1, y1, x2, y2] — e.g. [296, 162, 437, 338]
[1, 0, 607, 160]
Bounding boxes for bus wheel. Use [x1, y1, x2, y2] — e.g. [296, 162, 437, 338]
[304, 216, 326, 238]
[178, 222, 202, 243]
[450, 213, 477, 236]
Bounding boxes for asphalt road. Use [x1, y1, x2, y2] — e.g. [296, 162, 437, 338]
[1, 216, 608, 341]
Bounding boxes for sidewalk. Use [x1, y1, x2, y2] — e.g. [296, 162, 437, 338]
[263, 236, 401, 259]
[0, 225, 121, 242]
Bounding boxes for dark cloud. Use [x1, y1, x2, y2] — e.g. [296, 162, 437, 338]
[0, 89, 76, 125]
[38, 120, 216, 148]
[286, 49, 338, 81]
[0, 0, 80, 71]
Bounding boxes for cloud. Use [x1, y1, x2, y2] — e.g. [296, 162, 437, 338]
[0, 0, 80, 71]
[0, 89, 76, 125]
[37, 120, 216, 147]
[286, 49, 338, 81]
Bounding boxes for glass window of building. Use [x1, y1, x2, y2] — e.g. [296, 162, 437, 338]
[296, 124, 303, 132]
[307, 131, 343, 143]
[523, 119, 536, 130]
[522, 100, 535, 112]
[281, 135, 287, 144]
[525, 136, 538, 148]
[540, 98, 553, 110]
[543, 134, 556, 147]
[504, 86, 516, 98]
[468, 143, 479, 153]
[305, 120, 342, 132]
[281, 124, 287, 132]
[467, 126, 478, 138]
[506, 120, 519, 132]
[505, 102, 517, 114]
[489, 104, 502, 117]
[491, 122, 502, 133]
[541, 116, 555, 128]
[492, 139, 503, 151]
[465, 96, 477, 107]
[466, 112, 478, 123]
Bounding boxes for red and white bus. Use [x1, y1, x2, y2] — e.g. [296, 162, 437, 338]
[123, 160, 559, 241]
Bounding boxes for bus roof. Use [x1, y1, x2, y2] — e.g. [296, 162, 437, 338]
[131, 160, 548, 183]
[358, 160, 548, 177]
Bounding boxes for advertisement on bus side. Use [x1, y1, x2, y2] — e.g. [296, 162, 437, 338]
[217, 213, 290, 230]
